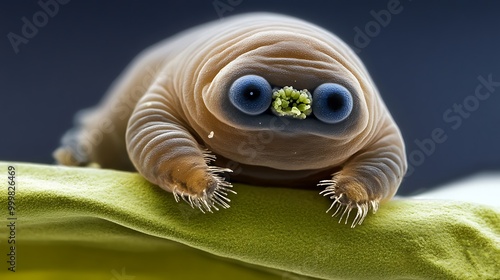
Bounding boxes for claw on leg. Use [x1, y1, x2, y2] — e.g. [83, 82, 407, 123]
[319, 179, 379, 228]
[170, 150, 236, 213]
[171, 177, 236, 213]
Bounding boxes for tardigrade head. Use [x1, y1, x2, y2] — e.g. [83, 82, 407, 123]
[180, 13, 396, 173]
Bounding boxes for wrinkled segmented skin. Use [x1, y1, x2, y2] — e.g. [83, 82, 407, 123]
[54, 13, 407, 227]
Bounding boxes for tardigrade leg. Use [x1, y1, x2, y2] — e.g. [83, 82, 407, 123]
[319, 124, 407, 228]
[126, 90, 235, 213]
[53, 49, 165, 171]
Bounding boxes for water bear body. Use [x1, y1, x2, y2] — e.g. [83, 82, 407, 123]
[55, 13, 407, 227]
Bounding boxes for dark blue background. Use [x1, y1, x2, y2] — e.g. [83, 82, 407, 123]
[1, 0, 500, 195]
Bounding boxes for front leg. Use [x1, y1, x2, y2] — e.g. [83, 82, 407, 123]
[319, 125, 407, 227]
[126, 91, 235, 213]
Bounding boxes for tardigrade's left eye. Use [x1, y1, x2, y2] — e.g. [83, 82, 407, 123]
[312, 83, 353, 124]
[229, 75, 272, 115]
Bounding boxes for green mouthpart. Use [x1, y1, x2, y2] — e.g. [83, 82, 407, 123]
[271, 86, 312, 119]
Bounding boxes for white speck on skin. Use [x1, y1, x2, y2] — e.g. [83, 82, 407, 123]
[208, 131, 214, 138]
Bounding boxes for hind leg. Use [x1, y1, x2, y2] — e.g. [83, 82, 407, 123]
[54, 50, 165, 170]
[53, 105, 133, 170]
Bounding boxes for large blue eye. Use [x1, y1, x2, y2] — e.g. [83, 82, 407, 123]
[312, 83, 353, 124]
[229, 75, 272, 115]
